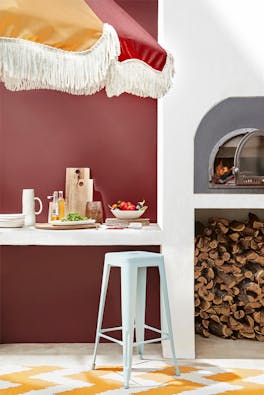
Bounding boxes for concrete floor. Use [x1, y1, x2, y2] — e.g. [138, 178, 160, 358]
[0, 342, 264, 370]
[196, 334, 264, 359]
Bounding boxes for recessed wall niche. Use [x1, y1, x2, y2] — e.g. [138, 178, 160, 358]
[195, 208, 264, 359]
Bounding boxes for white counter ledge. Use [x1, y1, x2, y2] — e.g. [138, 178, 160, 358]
[0, 224, 162, 246]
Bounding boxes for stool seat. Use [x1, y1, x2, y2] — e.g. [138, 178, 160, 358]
[105, 250, 164, 267]
[92, 250, 180, 389]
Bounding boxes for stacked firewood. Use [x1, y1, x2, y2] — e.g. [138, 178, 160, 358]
[195, 213, 264, 341]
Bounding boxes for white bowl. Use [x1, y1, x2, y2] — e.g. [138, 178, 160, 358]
[0, 220, 24, 228]
[0, 214, 25, 220]
[111, 207, 147, 220]
[0, 214, 25, 228]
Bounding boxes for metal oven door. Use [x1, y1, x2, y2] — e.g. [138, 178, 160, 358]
[234, 130, 264, 186]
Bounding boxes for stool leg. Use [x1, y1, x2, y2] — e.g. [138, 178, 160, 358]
[121, 265, 137, 389]
[136, 267, 147, 359]
[159, 262, 180, 377]
[92, 263, 111, 370]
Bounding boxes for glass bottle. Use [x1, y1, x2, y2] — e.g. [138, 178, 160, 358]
[58, 190, 65, 220]
[51, 191, 59, 221]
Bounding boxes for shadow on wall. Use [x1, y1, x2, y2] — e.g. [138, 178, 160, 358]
[184, 2, 264, 195]
[166, 0, 264, 144]
[205, 0, 264, 85]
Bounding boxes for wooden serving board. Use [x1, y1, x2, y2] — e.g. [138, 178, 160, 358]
[65, 168, 93, 217]
[35, 223, 100, 230]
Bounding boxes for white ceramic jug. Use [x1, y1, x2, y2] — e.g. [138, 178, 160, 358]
[22, 189, 43, 226]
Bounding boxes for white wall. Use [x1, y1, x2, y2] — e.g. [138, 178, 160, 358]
[159, 0, 264, 358]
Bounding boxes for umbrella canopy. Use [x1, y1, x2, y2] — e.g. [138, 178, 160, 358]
[0, 0, 174, 98]
[88, 0, 174, 98]
[0, 0, 119, 95]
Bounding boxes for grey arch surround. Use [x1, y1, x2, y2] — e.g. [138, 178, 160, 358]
[194, 97, 264, 193]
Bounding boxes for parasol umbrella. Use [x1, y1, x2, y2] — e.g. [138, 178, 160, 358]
[88, 0, 174, 98]
[0, 0, 174, 98]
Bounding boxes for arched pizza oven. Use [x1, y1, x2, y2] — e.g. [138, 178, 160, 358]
[209, 128, 264, 188]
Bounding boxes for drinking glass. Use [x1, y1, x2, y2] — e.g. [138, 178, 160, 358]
[86, 201, 104, 223]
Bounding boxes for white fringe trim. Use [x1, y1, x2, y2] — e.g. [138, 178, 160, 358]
[105, 52, 175, 98]
[0, 23, 120, 95]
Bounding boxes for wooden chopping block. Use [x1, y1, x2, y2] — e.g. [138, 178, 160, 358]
[65, 168, 93, 216]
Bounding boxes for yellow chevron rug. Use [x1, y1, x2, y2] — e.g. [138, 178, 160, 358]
[0, 362, 264, 394]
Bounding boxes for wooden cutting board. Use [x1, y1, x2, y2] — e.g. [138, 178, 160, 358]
[35, 223, 100, 230]
[65, 168, 93, 216]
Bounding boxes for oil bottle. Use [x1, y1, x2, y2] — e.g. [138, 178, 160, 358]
[58, 190, 65, 220]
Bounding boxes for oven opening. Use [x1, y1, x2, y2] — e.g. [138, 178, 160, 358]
[209, 129, 264, 188]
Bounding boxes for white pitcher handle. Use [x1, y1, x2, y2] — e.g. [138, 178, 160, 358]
[34, 197, 43, 215]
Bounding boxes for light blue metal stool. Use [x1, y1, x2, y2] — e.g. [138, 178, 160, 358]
[92, 251, 180, 389]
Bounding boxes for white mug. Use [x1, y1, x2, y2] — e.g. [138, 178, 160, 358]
[22, 189, 43, 226]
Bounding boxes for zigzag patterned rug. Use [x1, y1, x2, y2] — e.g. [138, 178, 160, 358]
[0, 362, 264, 394]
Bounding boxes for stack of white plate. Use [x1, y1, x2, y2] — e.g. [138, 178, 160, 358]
[0, 214, 25, 228]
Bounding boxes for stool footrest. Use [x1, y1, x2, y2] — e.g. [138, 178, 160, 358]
[144, 324, 168, 335]
[101, 325, 168, 336]
[101, 326, 122, 333]
[99, 333, 123, 345]
[134, 336, 169, 346]
[99, 326, 169, 347]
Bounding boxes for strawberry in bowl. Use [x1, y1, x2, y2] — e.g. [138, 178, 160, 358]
[109, 200, 147, 219]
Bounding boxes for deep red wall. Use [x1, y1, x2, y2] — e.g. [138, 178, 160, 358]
[1, 246, 160, 343]
[0, 0, 159, 342]
[1, 0, 158, 222]
[1, 89, 157, 222]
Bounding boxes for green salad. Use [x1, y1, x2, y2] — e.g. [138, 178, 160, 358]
[62, 213, 88, 222]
